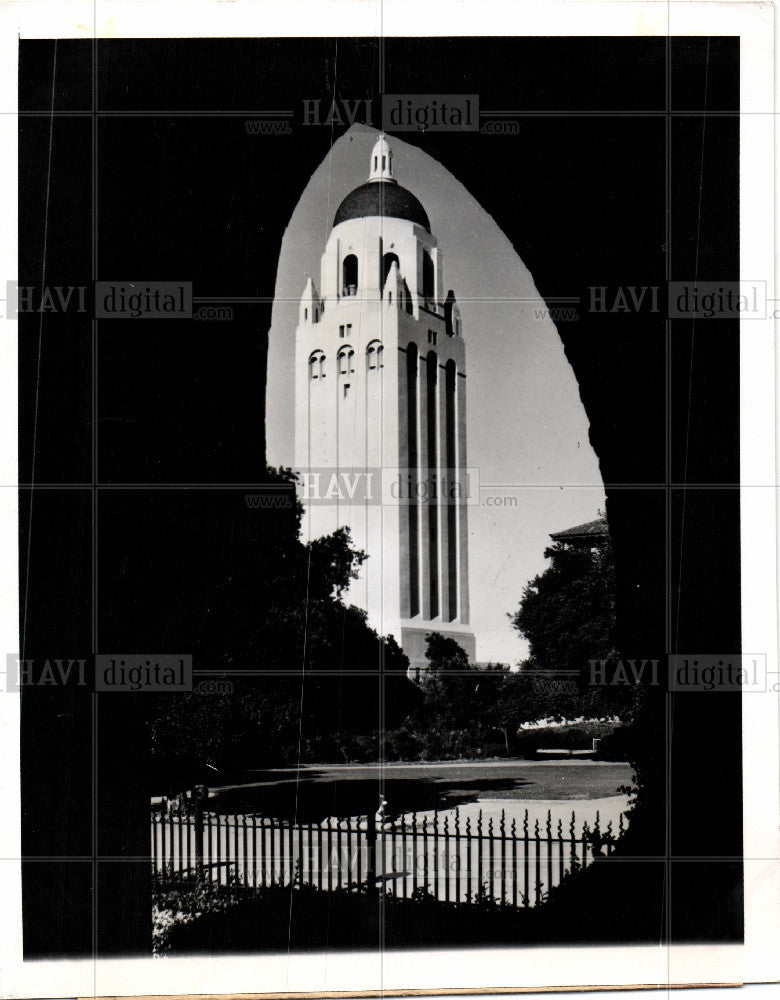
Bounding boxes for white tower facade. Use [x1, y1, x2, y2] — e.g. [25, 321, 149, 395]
[294, 136, 475, 672]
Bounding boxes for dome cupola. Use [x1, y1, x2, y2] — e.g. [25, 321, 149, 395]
[368, 134, 394, 182]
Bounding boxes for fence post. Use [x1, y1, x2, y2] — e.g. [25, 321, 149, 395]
[366, 815, 377, 894]
[546, 810, 553, 898]
[605, 819, 614, 856]
[534, 818, 541, 905]
[499, 810, 506, 905]
[569, 810, 577, 874]
[523, 810, 530, 906]
[193, 785, 206, 880]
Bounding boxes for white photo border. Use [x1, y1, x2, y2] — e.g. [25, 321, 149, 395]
[0, 1, 774, 996]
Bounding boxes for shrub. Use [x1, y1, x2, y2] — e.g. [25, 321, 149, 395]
[384, 725, 423, 762]
[152, 874, 246, 954]
[337, 732, 380, 763]
[596, 723, 634, 761]
[515, 720, 621, 757]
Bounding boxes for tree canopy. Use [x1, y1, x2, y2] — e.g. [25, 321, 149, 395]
[511, 538, 617, 676]
[148, 467, 414, 782]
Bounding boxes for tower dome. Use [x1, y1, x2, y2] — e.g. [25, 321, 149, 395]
[333, 135, 431, 232]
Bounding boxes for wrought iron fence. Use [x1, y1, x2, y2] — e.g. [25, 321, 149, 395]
[151, 805, 627, 907]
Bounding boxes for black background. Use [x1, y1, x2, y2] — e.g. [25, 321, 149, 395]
[19, 37, 740, 956]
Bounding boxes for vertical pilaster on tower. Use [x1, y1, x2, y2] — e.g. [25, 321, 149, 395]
[457, 369, 470, 626]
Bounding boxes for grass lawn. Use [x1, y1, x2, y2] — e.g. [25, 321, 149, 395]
[211, 761, 634, 821]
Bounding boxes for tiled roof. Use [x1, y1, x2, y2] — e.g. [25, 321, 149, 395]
[550, 516, 609, 542]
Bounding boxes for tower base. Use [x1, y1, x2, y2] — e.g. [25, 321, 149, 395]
[401, 625, 476, 680]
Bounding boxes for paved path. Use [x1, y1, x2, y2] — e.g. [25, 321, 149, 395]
[401, 794, 630, 834]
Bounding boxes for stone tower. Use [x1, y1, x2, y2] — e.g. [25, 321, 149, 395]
[294, 134, 475, 673]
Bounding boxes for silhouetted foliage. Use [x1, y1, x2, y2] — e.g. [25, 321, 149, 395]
[511, 538, 617, 676]
[148, 467, 415, 780]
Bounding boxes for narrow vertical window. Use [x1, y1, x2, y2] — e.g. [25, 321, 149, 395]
[446, 360, 457, 621]
[427, 350, 439, 619]
[406, 343, 420, 617]
[422, 250, 434, 303]
[382, 252, 400, 285]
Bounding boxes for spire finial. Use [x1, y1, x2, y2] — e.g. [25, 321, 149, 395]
[368, 133, 394, 183]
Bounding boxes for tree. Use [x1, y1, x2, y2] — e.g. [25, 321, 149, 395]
[148, 466, 417, 779]
[511, 538, 617, 678]
[475, 670, 565, 752]
[424, 632, 470, 673]
[510, 535, 626, 717]
[417, 633, 479, 731]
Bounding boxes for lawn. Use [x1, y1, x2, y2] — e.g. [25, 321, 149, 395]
[210, 761, 634, 821]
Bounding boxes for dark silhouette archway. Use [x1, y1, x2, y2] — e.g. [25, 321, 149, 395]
[19, 35, 741, 956]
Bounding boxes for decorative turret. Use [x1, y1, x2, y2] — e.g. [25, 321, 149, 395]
[444, 289, 462, 337]
[299, 276, 320, 326]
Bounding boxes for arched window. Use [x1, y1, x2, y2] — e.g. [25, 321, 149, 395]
[422, 250, 434, 302]
[337, 345, 355, 376]
[382, 252, 400, 286]
[309, 350, 326, 380]
[367, 341, 384, 371]
[342, 254, 358, 296]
